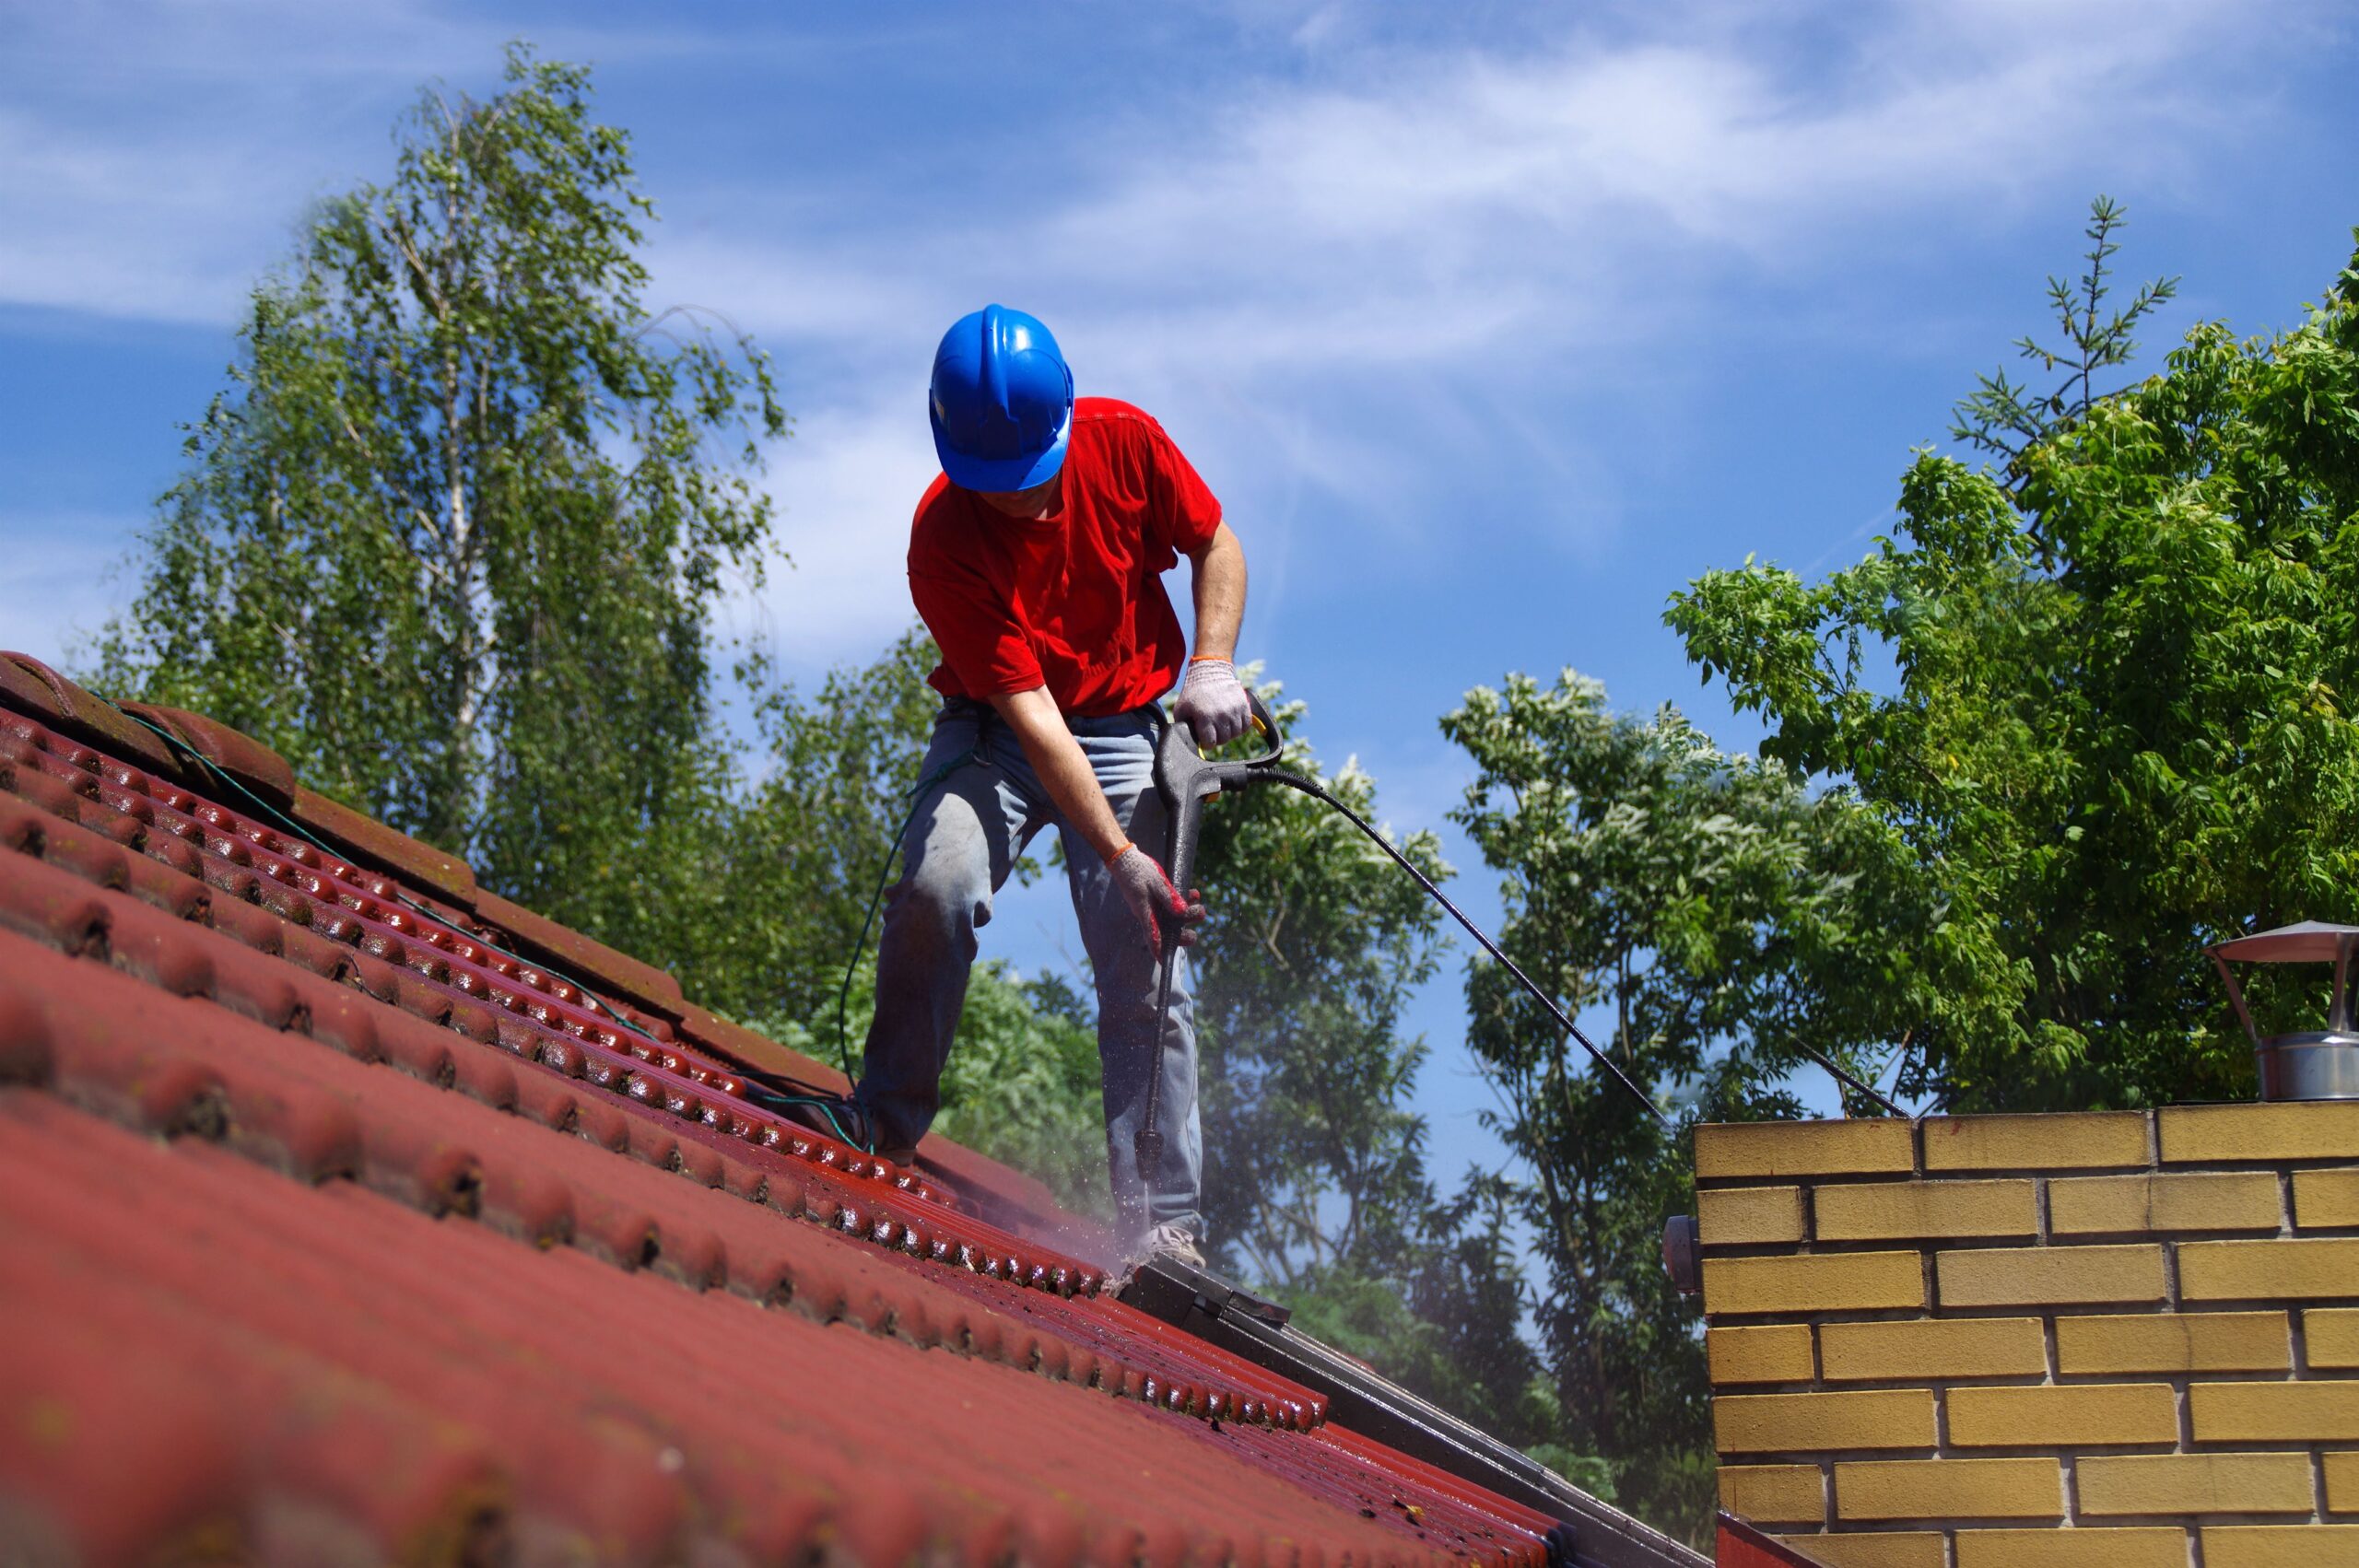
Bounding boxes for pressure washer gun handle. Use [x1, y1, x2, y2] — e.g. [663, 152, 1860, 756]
[1136, 689, 1285, 1188]
[1153, 687, 1285, 922]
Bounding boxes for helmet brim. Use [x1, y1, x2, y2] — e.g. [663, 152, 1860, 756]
[931, 403, 1072, 495]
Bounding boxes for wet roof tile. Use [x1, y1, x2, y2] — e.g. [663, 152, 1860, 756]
[0, 673, 1563, 1568]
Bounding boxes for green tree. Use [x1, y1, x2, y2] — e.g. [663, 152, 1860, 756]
[670, 629, 945, 1040]
[675, 628, 1109, 1211]
[932, 965, 1111, 1217]
[1669, 228, 2359, 1111]
[95, 45, 784, 961]
[1190, 685, 1450, 1285]
[1442, 672, 1932, 1539]
[1952, 196, 2180, 474]
[1276, 1180, 1584, 1489]
[1184, 687, 1551, 1442]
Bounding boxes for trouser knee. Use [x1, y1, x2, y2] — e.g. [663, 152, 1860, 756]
[883, 809, 995, 957]
[881, 865, 981, 958]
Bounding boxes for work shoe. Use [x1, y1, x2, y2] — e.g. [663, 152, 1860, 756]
[1144, 1222, 1206, 1270]
[769, 1092, 872, 1152]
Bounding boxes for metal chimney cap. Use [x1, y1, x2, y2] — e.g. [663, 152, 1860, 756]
[2209, 920, 2359, 964]
[2208, 921, 2359, 1102]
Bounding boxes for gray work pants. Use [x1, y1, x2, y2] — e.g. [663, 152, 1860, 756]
[855, 697, 1203, 1241]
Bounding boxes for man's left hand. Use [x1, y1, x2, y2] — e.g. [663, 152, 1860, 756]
[1177, 657, 1250, 747]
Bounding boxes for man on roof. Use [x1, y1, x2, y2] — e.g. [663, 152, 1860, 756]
[854, 303, 1249, 1268]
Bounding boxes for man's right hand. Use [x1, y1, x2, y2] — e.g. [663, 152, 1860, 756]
[1107, 843, 1205, 955]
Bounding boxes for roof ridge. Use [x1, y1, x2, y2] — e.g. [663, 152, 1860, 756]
[0, 708, 1161, 1286]
[0, 650, 1072, 1226]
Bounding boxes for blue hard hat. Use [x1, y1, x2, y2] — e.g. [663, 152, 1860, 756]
[929, 304, 1074, 492]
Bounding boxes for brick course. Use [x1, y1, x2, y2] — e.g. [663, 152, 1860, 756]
[2202, 1525, 2359, 1567]
[1697, 1103, 2359, 1560]
[1832, 1457, 2061, 1520]
[1951, 1527, 2185, 1567]
[1708, 1324, 1817, 1385]
[1717, 1465, 1825, 1523]
[2052, 1310, 2289, 1374]
[1698, 1184, 1808, 1246]
[1778, 1534, 1942, 1567]
[2075, 1452, 2316, 1515]
[1703, 1251, 1927, 1316]
[1819, 1317, 2046, 1382]
[2312, 1308, 2359, 1369]
[2294, 1167, 2359, 1227]
[1813, 1179, 2036, 1242]
[2048, 1170, 2282, 1234]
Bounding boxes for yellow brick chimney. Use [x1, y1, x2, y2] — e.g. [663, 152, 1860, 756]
[1691, 1102, 2359, 1567]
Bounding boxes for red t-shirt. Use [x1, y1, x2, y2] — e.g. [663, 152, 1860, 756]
[909, 397, 1224, 717]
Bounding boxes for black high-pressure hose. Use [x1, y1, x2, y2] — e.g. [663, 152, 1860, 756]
[1134, 694, 1906, 1223]
[1256, 773, 1907, 1120]
[1137, 697, 1668, 1230]
[1252, 766, 1672, 1128]
[1134, 691, 1667, 1235]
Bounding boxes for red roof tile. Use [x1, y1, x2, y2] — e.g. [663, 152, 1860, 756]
[1713, 1518, 1835, 1567]
[0, 672, 1608, 1567]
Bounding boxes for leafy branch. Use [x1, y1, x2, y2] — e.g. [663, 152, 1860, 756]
[1952, 194, 2179, 473]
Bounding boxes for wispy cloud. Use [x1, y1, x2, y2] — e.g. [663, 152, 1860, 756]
[0, 0, 736, 324]
[4, 0, 2319, 680]
[719, 387, 939, 671]
[661, 0, 2295, 675]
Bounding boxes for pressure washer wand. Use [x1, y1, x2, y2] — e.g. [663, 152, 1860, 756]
[1132, 697, 1287, 1215]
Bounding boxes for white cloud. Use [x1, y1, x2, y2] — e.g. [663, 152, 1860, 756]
[642, 0, 2295, 666]
[0, 3, 499, 323]
[0, 1, 734, 324]
[1027, 0, 2257, 378]
[717, 389, 938, 678]
[4, 0, 2320, 677]
[1, 1, 2290, 341]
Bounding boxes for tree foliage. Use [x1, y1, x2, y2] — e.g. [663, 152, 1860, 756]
[76, 38, 1530, 1515]
[1441, 673, 1927, 1538]
[111, 51, 2359, 1554]
[1952, 196, 2180, 472]
[665, 630, 945, 1044]
[96, 44, 784, 958]
[1671, 228, 2359, 1111]
[682, 630, 1109, 1213]
[1181, 688, 1555, 1450]
[1191, 684, 1449, 1285]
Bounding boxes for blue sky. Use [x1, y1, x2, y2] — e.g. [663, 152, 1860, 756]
[5, 1, 2356, 1188]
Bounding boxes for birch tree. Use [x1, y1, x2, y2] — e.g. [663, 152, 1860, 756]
[100, 45, 784, 927]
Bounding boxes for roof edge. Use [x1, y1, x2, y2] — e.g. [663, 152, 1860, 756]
[117, 699, 296, 808]
[470, 886, 686, 1017]
[293, 785, 477, 909]
[1713, 1516, 1836, 1567]
[2, 653, 182, 777]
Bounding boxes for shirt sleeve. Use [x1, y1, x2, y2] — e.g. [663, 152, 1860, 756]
[910, 564, 1044, 696]
[1144, 424, 1224, 559]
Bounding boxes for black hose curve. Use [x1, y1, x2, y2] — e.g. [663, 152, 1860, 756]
[1251, 769, 1674, 1132]
[1259, 770, 1907, 1124]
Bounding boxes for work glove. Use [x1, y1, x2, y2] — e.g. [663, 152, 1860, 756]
[1176, 656, 1252, 748]
[1107, 843, 1206, 955]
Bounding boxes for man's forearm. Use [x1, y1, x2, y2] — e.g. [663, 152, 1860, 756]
[986, 685, 1131, 861]
[1187, 522, 1247, 661]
